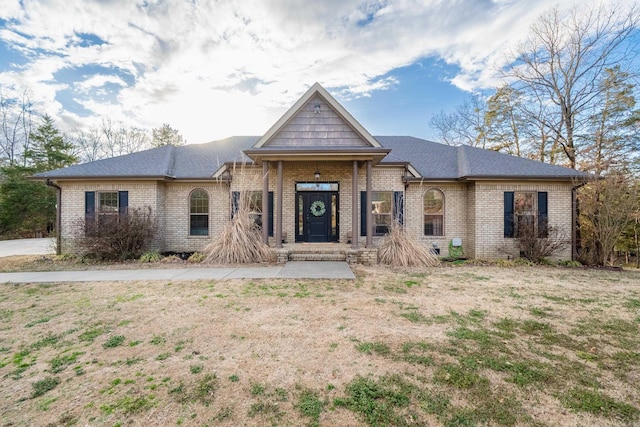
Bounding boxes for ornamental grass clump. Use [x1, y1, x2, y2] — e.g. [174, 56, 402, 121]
[204, 189, 272, 264]
[377, 222, 439, 267]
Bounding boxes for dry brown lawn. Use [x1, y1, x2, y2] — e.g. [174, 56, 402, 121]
[1, 260, 639, 427]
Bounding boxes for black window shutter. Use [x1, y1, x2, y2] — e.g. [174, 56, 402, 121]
[360, 191, 367, 236]
[231, 191, 239, 218]
[85, 191, 95, 223]
[538, 192, 548, 238]
[504, 191, 514, 238]
[268, 191, 274, 237]
[118, 191, 128, 216]
[393, 191, 404, 226]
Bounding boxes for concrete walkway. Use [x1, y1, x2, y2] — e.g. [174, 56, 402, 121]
[0, 238, 55, 257]
[0, 261, 355, 283]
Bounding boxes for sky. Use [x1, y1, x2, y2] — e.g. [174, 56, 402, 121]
[0, 0, 636, 144]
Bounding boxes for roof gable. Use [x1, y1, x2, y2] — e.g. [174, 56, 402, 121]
[254, 83, 381, 149]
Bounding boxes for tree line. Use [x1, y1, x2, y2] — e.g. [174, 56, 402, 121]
[430, 3, 640, 266]
[0, 88, 185, 238]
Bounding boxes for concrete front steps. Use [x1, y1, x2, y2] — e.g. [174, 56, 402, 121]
[274, 243, 377, 264]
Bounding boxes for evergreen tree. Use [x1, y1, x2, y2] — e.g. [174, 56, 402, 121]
[151, 123, 185, 147]
[24, 114, 77, 171]
[0, 115, 76, 237]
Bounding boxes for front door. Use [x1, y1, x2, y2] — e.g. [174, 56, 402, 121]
[296, 190, 338, 242]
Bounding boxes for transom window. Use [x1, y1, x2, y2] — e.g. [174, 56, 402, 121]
[189, 189, 209, 236]
[424, 189, 444, 236]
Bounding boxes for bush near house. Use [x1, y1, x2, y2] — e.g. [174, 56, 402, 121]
[73, 207, 158, 261]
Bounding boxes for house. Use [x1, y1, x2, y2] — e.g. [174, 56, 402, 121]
[34, 83, 587, 263]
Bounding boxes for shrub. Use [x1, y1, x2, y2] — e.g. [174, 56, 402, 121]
[140, 250, 162, 263]
[74, 207, 159, 261]
[204, 190, 271, 264]
[500, 221, 569, 264]
[377, 223, 439, 267]
[187, 252, 206, 263]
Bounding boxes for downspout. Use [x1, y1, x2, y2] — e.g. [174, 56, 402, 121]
[45, 179, 62, 255]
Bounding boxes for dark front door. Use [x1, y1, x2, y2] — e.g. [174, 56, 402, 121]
[296, 191, 338, 242]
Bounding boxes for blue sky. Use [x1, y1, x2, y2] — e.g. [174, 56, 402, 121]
[0, 0, 634, 144]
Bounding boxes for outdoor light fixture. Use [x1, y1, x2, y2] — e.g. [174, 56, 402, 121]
[314, 170, 321, 181]
[314, 103, 321, 114]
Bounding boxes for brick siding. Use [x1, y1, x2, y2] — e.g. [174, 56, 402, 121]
[57, 169, 575, 261]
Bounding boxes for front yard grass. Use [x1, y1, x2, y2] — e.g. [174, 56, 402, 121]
[0, 265, 639, 426]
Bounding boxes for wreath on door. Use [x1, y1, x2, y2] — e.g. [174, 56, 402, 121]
[310, 200, 326, 217]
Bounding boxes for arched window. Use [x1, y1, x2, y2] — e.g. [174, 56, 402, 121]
[189, 189, 209, 236]
[424, 189, 444, 236]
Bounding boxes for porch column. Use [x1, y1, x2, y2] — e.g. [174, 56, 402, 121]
[276, 160, 283, 248]
[262, 161, 269, 244]
[366, 160, 373, 247]
[351, 160, 358, 249]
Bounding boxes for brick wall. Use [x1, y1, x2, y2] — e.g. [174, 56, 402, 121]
[163, 182, 228, 252]
[405, 182, 469, 257]
[471, 181, 573, 260]
[59, 181, 162, 254]
[57, 172, 575, 261]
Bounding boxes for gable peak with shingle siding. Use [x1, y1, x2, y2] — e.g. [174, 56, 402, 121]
[265, 95, 370, 148]
[254, 82, 382, 149]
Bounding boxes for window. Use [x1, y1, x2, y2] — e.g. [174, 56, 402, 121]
[504, 191, 548, 238]
[231, 191, 273, 236]
[424, 189, 444, 236]
[98, 192, 119, 226]
[372, 192, 392, 235]
[189, 189, 209, 236]
[85, 191, 128, 228]
[360, 191, 404, 236]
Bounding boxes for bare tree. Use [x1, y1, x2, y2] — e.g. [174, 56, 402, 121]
[429, 95, 489, 147]
[101, 118, 150, 157]
[71, 125, 104, 163]
[72, 119, 151, 162]
[0, 86, 35, 166]
[578, 172, 640, 266]
[506, 3, 640, 169]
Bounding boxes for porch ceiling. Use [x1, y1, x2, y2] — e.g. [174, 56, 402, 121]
[243, 147, 391, 165]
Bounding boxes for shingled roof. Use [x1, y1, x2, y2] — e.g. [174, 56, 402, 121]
[33, 135, 587, 181]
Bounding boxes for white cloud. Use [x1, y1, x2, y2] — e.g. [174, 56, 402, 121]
[0, 0, 636, 143]
[75, 75, 128, 93]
